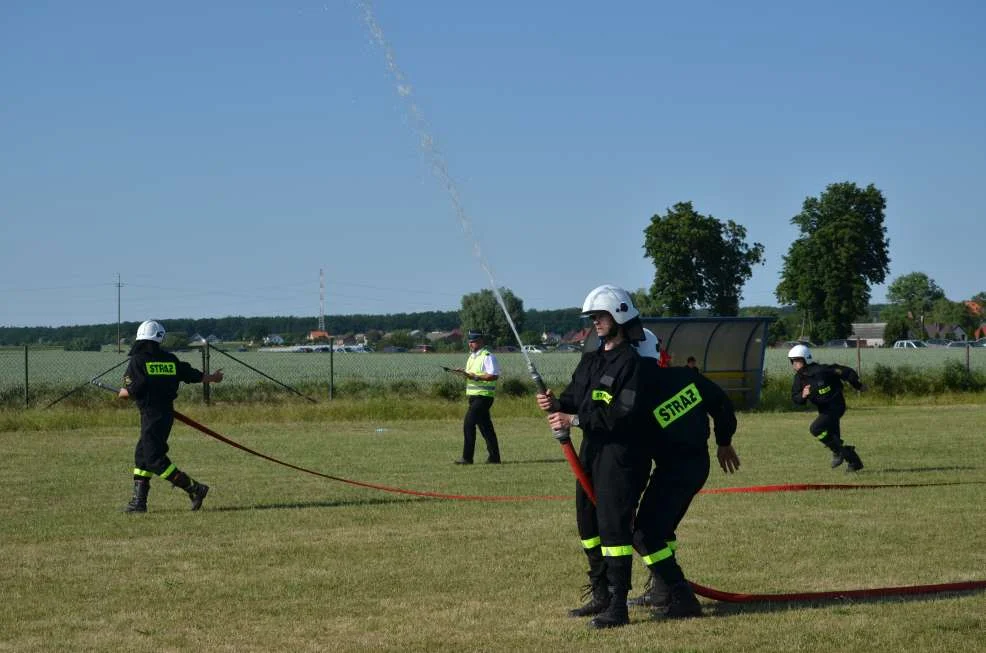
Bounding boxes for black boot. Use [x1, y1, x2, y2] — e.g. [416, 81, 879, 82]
[588, 587, 629, 629]
[123, 478, 149, 513]
[830, 449, 846, 468]
[568, 551, 609, 617]
[588, 557, 631, 629]
[568, 580, 611, 617]
[842, 445, 864, 472]
[662, 581, 702, 619]
[627, 570, 670, 610]
[188, 482, 209, 511]
[167, 469, 210, 511]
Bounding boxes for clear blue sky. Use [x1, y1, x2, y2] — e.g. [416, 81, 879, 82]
[2, 1, 984, 328]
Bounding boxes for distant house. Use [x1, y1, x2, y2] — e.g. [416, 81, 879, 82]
[541, 330, 562, 345]
[426, 328, 462, 344]
[307, 330, 331, 342]
[561, 327, 592, 345]
[263, 334, 285, 346]
[924, 323, 967, 341]
[850, 323, 886, 347]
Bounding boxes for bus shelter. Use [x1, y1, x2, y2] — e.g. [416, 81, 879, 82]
[585, 316, 774, 409]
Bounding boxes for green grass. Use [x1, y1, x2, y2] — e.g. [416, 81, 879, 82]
[2, 402, 985, 652]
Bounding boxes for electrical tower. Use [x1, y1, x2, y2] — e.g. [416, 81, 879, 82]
[318, 268, 326, 332]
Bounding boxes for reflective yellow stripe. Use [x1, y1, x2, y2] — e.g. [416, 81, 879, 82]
[133, 468, 153, 478]
[581, 536, 601, 550]
[642, 546, 674, 566]
[145, 361, 177, 376]
[818, 385, 832, 395]
[653, 382, 702, 427]
[816, 430, 829, 440]
[601, 545, 634, 557]
[667, 540, 678, 551]
[591, 390, 612, 404]
[159, 463, 177, 479]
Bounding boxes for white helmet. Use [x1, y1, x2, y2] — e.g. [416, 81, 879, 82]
[136, 320, 166, 343]
[635, 328, 660, 360]
[581, 285, 639, 325]
[787, 344, 812, 362]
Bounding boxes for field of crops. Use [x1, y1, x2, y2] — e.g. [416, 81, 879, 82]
[4, 347, 986, 388]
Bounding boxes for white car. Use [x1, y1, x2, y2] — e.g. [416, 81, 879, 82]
[521, 344, 543, 354]
[892, 340, 927, 349]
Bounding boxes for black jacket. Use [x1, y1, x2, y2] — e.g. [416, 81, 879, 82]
[123, 343, 203, 410]
[639, 365, 736, 450]
[557, 342, 644, 444]
[791, 362, 862, 413]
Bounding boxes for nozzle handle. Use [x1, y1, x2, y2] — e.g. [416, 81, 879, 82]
[529, 367, 572, 444]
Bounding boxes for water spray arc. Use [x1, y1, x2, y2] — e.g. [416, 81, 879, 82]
[359, 1, 595, 501]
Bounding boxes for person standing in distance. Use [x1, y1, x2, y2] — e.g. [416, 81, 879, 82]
[628, 329, 740, 619]
[788, 344, 866, 471]
[450, 330, 501, 464]
[536, 285, 651, 629]
[119, 320, 223, 512]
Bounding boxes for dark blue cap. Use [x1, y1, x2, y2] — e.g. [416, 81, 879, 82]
[467, 330, 484, 341]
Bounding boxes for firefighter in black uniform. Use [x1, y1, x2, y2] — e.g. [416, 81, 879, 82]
[536, 285, 651, 629]
[628, 329, 741, 618]
[119, 320, 223, 513]
[788, 344, 865, 471]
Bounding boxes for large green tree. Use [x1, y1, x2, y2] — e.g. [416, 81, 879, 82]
[459, 288, 524, 347]
[776, 182, 890, 341]
[886, 272, 944, 325]
[643, 202, 764, 316]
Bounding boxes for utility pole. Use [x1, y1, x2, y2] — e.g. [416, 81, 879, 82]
[117, 273, 123, 353]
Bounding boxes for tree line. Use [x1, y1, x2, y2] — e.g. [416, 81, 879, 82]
[5, 180, 984, 349]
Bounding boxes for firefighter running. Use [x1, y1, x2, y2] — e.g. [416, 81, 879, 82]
[788, 344, 866, 471]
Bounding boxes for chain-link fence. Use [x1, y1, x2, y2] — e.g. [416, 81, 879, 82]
[0, 344, 584, 408]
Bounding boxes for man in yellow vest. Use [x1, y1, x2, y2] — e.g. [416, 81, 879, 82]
[451, 330, 502, 464]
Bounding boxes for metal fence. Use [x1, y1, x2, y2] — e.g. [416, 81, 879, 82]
[3, 344, 984, 409]
[0, 344, 584, 408]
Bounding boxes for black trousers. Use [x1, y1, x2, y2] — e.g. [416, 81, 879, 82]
[810, 407, 845, 451]
[632, 446, 710, 558]
[576, 438, 650, 551]
[462, 395, 500, 462]
[134, 406, 175, 475]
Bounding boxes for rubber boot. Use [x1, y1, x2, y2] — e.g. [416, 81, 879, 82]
[663, 581, 702, 619]
[830, 449, 845, 468]
[588, 558, 631, 629]
[568, 550, 609, 617]
[627, 569, 670, 610]
[167, 469, 210, 511]
[123, 477, 149, 513]
[842, 445, 864, 472]
[188, 482, 210, 511]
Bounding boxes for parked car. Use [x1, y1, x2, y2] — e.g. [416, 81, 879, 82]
[892, 340, 927, 349]
[411, 344, 435, 353]
[923, 338, 949, 348]
[945, 340, 973, 348]
[521, 344, 543, 354]
[554, 343, 581, 353]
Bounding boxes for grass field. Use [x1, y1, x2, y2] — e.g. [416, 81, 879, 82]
[2, 401, 985, 652]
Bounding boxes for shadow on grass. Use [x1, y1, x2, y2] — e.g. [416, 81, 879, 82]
[698, 587, 986, 618]
[212, 496, 430, 512]
[873, 465, 979, 473]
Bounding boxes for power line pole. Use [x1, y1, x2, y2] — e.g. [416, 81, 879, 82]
[117, 273, 122, 353]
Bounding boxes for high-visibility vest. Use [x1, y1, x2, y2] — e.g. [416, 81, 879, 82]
[465, 349, 497, 397]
